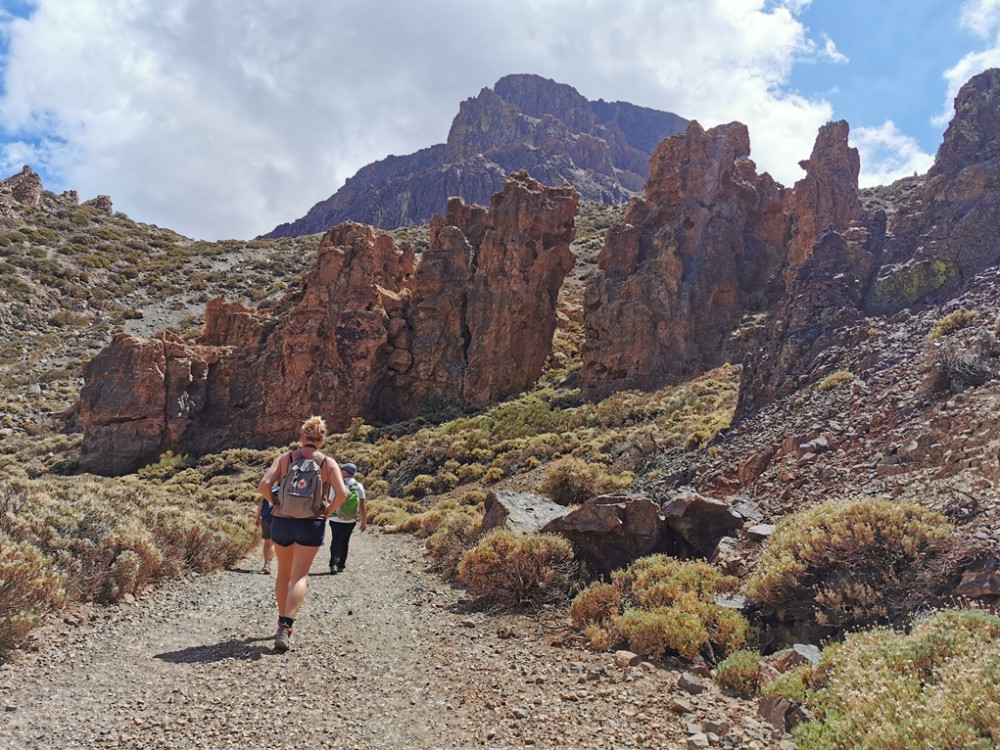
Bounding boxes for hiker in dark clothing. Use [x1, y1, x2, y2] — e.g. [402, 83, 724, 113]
[328, 462, 367, 574]
[256, 492, 275, 574]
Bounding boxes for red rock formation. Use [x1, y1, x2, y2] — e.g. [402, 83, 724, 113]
[78, 173, 577, 473]
[385, 170, 578, 413]
[581, 121, 789, 399]
[785, 121, 862, 271]
[78, 332, 223, 474]
[582, 118, 866, 400]
[5, 166, 43, 207]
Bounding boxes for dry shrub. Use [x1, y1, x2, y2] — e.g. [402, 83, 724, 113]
[457, 529, 576, 608]
[816, 370, 854, 392]
[570, 581, 622, 627]
[715, 649, 762, 698]
[537, 456, 612, 506]
[583, 622, 619, 651]
[922, 331, 1000, 395]
[928, 307, 980, 341]
[425, 512, 481, 580]
[0, 537, 66, 656]
[616, 606, 707, 660]
[585, 555, 751, 663]
[743, 498, 960, 629]
[795, 608, 1000, 749]
[366, 495, 422, 529]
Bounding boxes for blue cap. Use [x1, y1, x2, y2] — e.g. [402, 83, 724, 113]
[343, 463, 357, 475]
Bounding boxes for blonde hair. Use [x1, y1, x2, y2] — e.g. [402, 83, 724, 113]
[301, 415, 327, 444]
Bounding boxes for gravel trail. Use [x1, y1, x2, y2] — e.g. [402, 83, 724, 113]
[0, 531, 792, 750]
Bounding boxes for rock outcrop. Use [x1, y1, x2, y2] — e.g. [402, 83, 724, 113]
[0, 166, 113, 227]
[581, 119, 865, 400]
[383, 171, 577, 414]
[580, 121, 790, 399]
[735, 213, 886, 419]
[78, 172, 578, 473]
[866, 67, 1000, 314]
[264, 74, 685, 236]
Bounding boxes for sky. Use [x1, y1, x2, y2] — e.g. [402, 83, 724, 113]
[0, 1, 998, 241]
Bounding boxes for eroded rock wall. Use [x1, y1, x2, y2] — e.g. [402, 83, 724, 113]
[78, 173, 578, 473]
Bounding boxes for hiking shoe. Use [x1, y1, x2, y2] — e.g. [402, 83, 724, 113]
[330, 564, 340, 574]
[261, 563, 271, 575]
[274, 624, 292, 651]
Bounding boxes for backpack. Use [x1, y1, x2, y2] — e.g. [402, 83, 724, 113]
[274, 449, 328, 519]
[336, 480, 362, 522]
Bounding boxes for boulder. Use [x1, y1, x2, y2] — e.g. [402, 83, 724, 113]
[541, 493, 673, 576]
[660, 488, 744, 557]
[479, 490, 570, 536]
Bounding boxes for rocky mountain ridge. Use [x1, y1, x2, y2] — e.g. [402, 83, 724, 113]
[70, 68, 1000, 483]
[263, 73, 686, 236]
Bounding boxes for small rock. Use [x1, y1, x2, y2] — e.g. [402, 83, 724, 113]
[678, 673, 709, 695]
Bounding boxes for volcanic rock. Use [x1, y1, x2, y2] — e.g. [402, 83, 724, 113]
[866, 67, 1000, 313]
[580, 120, 789, 399]
[264, 74, 685, 236]
[78, 172, 578, 473]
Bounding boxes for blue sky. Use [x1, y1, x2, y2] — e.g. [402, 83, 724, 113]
[0, 0, 997, 240]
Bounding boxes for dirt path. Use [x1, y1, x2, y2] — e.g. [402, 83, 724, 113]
[0, 531, 791, 750]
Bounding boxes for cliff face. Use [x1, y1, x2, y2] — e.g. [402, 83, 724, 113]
[580, 119, 862, 399]
[735, 68, 1000, 419]
[865, 68, 1000, 315]
[263, 74, 685, 237]
[78, 172, 578, 474]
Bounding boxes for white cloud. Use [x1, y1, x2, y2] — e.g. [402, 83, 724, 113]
[935, 1, 1000, 126]
[0, 0, 840, 239]
[821, 35, 849, 64]
[852, 121, 935, 187]
[960, 0, 1000, 37]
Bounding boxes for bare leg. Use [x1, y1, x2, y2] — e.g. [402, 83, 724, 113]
[273, 543, 294, 618]
[262, 538, 275, 565]
[275, 543, 321, 619]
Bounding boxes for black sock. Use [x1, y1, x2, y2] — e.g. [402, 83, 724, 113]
[279, 616, 294, 628]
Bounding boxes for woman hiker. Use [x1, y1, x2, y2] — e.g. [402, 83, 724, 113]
[259, 415, 348, 651]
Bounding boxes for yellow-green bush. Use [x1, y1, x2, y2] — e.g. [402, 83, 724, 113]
[794, 609, 1000, 749]
[458, 529, 576, 607]
[0, 537, 66, 654]
[616, 606, 707, 660]
[715, 649, 761, 698]
[425, 512, 481, 580]
[761, 665, 813, 701]
[816, 370, 854, 392]
[929, 307, 980, 341]
[537, 456, 611, 506]
[743, 499, 954, 629]
[572, 555, 752, 663]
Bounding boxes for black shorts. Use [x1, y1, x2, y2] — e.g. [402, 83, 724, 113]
[260, 516, 272, 541]
[270, 516, 325, 547]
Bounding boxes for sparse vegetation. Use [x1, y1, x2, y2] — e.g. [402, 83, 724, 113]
[793, 608, 1000, 749]
[816, 370, 853, 392]
[715, 649, 762, 698]
[929, 307, 980, 341]
[568, 555, 749, 663]
[457, 529, 577, 607]
[743, 499, 962, 629]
